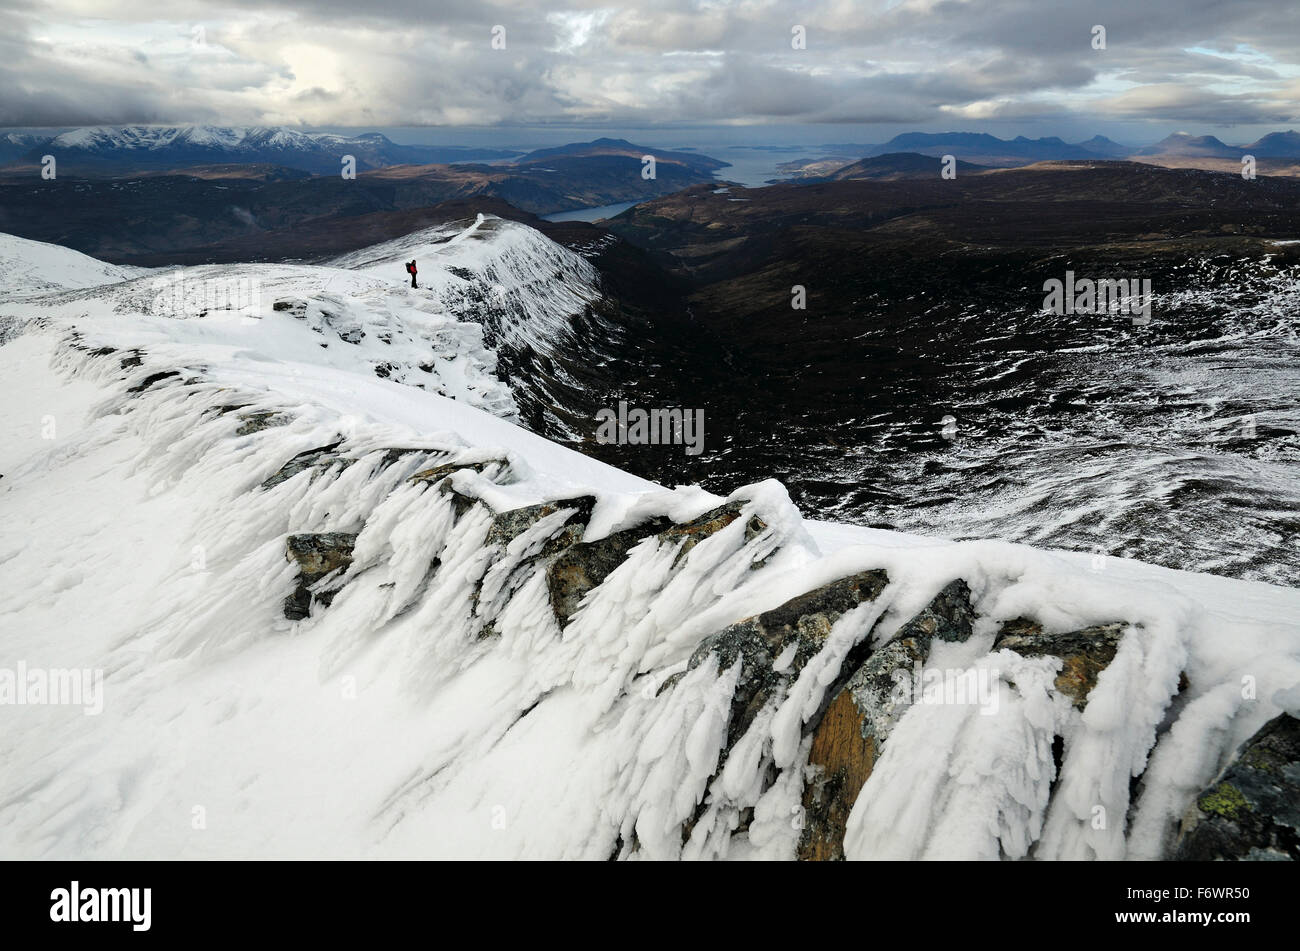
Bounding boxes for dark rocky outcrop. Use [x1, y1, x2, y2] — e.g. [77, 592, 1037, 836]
[486, 496, 597, 553]
[543, 501, 767, 629]
[261, 444, 480, 492]
[408, 458, 512, 488]
[547, 516, 674, 626]
[798, 686, 880, 861]
[284, 532, 358, 620]
[126, 370, 180, 394]
[658, 501, 762, 565]
[471, 497, 598, 640]
[234, 411, 291, 436]
[993, 618, 1126, 709]
[688, 569, 891, 755]
[798, 579, 976, 860]
[272, 298, 307, 318]
[261, 442, 345, 489]
[1174, 713, 1300, 861]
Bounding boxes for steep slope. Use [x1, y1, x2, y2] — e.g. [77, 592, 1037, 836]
[0, 232, 147, 298]
[1, 228, 1298, 861]
[604, 170, 1300, 584]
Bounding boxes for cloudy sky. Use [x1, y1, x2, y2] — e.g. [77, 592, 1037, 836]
[3, 0, 1299, 143]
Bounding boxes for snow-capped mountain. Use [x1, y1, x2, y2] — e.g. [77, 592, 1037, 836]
[0, 131, 53, 164]
[11, 125, 518, 173]
[1, 219, 1297, 860]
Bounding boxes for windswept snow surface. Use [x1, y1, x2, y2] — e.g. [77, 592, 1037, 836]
[0, 233, 146, 298]
[0, 225, 1298, 860]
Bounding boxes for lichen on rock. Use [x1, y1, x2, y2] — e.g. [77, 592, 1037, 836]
[1174, 713, 1300, 860]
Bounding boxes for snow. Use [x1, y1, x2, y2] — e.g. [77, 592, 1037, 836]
[43, 125, 388, 156]
[1, 221, 1298, 860]
[328, 213, 603, 356]
[0, 232, 146, 298]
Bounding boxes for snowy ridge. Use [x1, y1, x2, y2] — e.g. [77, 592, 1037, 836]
[1, 313, 1298, 858]
[0, 217, 607, 421]
[328, 213, 604, 357]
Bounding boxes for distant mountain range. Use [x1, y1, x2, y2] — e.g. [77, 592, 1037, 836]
[1137, 130, 1300, 158]
[0, 126, 521, 173]
[868, 131, 1129, 163]
[0, 134, 733, 259]
[0, 132, 50, 164]
[0, 127, 736, 183]
[817, 152, 992, 181]
[855, 130, 1300, 161]
[5, 125, 1300, 180]
[775, 129, 1300, 178]
[512, 137, 729, 176]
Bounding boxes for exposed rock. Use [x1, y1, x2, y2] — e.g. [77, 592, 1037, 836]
[798, 579, 975, 860]
[799, 688, 878, 861]
[442, 486, 480, 520]
[261, 441, 344, 490]
[994, 618, 1126, 709]
[262, 444, 495, 496]
[272, 298, 307, 318]
[465, 497, 599, 639]
[486, 496, 597, 555]
[1174, 713, 1300, 860]
[234, 411, 291, 436]
[659, 501, 764, 565]
[126, 370, 179, 394]
[896, 577, 978, 644]
[408, 458, 510, 486]
[688, 568, 890, 753]
[284, 532, 358, 620]
[546, 516, 674, 626]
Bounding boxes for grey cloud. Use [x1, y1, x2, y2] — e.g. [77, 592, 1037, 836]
[0, 0, 1297, 131]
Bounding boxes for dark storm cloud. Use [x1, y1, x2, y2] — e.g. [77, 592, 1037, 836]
[1, 0, 1297, 129]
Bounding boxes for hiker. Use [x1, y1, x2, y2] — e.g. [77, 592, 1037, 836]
[406, 260, 418, 289]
